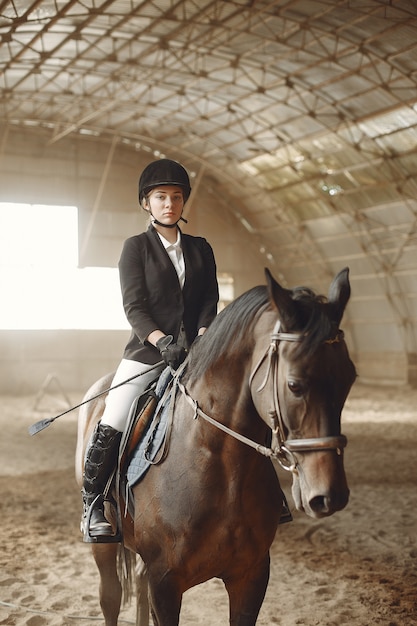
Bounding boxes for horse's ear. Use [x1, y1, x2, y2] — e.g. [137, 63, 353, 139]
[265, 268, 297, 330]
[327, 267, 351, 326]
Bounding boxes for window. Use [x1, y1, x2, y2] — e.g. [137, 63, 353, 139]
[0, 203, 129, 330]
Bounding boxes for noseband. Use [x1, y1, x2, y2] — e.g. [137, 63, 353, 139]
[249, 320, 347, 472]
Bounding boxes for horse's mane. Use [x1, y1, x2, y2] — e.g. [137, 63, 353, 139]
[184, 283, 336, 384]
[184, 285, 269, 384]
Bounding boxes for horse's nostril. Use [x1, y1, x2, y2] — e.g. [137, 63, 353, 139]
[309, 489, 350, 515]
[309, 495, 330, 514]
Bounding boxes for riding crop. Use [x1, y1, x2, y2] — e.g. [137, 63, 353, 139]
[28, 360, 164, 436]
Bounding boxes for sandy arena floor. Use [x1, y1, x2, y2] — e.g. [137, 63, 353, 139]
[0, 383, 416, 625]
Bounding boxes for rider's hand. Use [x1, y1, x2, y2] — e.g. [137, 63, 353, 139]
[156, 335, 187, 370]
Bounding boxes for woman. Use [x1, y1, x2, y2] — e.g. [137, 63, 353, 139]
[81, 158, 219, 542]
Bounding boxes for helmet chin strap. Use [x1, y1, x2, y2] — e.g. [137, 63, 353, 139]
[151, 215, 188, 228]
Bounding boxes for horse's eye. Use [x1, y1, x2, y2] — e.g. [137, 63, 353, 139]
[288, 380, 304, 396]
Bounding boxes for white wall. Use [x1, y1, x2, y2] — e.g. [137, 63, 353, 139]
[0, 329, 128, 395]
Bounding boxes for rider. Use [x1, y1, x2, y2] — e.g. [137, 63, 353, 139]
[81, 158, 219, 542]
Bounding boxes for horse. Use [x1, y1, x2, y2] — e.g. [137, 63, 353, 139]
[75, 267, 357, 626]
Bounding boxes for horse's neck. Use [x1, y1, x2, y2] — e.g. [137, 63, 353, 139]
[183, 368, 267, 447]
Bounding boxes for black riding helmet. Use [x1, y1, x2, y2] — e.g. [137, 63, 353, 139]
[138, 159, 192, 205]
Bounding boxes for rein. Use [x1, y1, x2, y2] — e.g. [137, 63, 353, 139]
[176, 377, 277, 459]
[175, 320, 347, 474]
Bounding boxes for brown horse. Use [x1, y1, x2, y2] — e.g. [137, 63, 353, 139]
[75, 268, 356, 626]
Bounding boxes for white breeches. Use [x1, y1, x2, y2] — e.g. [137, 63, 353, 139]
[100, 359, 165, 432]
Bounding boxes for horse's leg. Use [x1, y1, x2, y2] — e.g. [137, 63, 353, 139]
[92, 544, 122, 626]
[147, 574, 182, 626]
[135, 556, 150, 626]
[224, 556, 270, 626]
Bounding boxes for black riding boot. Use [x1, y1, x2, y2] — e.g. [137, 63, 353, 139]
[81, 422, 122, 543]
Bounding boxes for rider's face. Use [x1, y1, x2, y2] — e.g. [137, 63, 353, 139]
[145, 186, 185, 226]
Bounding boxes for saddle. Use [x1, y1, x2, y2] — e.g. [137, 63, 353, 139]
[117, 367, 175, 502]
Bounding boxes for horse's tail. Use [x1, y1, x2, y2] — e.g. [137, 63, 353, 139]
[117, 546, 150, 621]
[117, 544, 136, 605]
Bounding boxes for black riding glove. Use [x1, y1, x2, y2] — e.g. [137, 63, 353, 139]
[156, 335, 187, 370]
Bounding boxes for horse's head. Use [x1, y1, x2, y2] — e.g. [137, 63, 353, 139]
[250, 268, 356, 519]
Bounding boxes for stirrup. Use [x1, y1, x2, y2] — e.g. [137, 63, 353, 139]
[81, 494, 122, 544]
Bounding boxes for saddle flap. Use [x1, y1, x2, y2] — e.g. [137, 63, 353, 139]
[120, 367, 175, 488]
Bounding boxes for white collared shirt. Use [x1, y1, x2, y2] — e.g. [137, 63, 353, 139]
[157, 230, 185, 288]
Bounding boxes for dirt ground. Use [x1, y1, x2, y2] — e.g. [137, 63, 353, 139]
[0, 382, 416, 625]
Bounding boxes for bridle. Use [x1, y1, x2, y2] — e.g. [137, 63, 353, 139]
[175, 319, 347, 474]
[248, 319, 347, 472]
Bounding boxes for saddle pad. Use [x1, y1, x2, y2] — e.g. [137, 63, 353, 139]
[126, 368, 173, 487]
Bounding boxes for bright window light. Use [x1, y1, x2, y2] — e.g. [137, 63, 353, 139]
[0, 203, 129, 330]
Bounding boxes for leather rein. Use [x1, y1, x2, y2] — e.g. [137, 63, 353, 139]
[175, 319, 347, 474]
